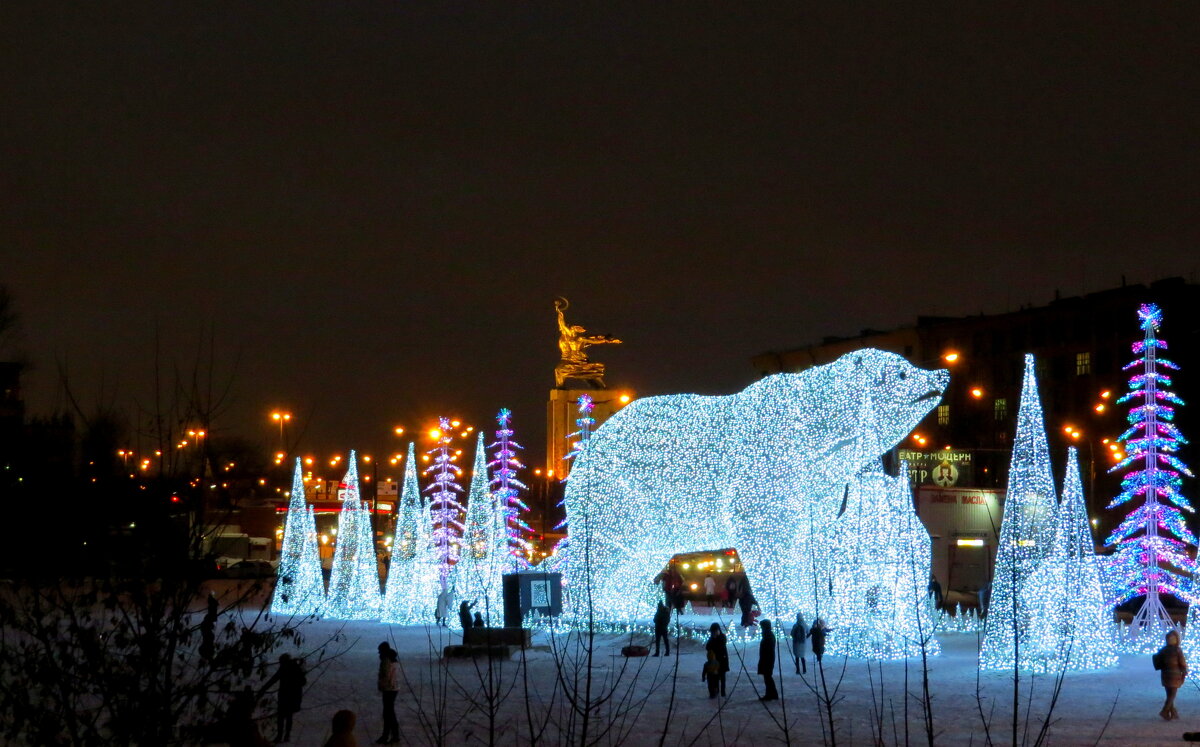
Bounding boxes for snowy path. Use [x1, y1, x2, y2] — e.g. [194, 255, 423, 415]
[258, 613, 1194, 746]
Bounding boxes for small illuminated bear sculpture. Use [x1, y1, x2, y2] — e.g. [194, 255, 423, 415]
[562, 349, 948, 621]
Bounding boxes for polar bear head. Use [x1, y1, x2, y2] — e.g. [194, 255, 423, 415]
[833, 349, 949, 455]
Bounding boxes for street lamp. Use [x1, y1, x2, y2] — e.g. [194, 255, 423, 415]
[270, 411, 292, 451]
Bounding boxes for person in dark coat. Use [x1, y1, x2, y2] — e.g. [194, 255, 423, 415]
[376, 643, 400, 744]
[1158, 630, 1188, 720]
[705, 622, 729, 697]
[200, 592, 219, 661]
[458, 600, 476, 632]
[226, 686, 271, 747]
[271, 654, 306, 743]
[810, 618, 827, 664]
[757, 619, 779, 701]
[738, 590, 756, 627]
[323, 709, 358, 747]
[790, 612, 808, 674]
[653, 601, 671, 656]
[473, 611, 485, 628]
[724, 575, 740, 610]
[926, 575, 943, 609]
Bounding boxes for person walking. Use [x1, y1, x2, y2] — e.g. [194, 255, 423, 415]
[705, 622, 729, 697]
[704, 574, 717, 612]
[323, 709, 358, 747]
[810, 618, 827, 665]
[376, 642, 400, 744]
[200, 592, 219, 661]
[724, 575, 740, 610]
[790, 612, 808, 674]
[435, 589, 452, 627]
[473, 611, 485, 628]
[1156, 630, 1188, 720]
[272, 654, 306, 743]
[653, 601, 672, 656]
[758, 619, 779, 701]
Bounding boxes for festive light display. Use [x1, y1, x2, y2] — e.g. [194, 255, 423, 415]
[424, 417, 465, 592]
[1018, 448, 1118, 671]
[490, 408, 532, 570]
[827, 461, 940, 659]
[324, 453, 382, 620]
[455, 433, 508, 623]
[561, 349, 948, 621]
[542, 394, 597, 580]
[980, 355, 1058, 671]
[381, 443, 440, 625]
[1105, 303, 1197, 651]
[270, 459, 325, 617]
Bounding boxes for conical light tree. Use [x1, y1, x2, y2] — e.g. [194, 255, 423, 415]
[325, 452, 382, 620]
[980, 354, 1058, 670]
[489, 408, 532, 571]
[456, 432, 507, 624]
[1105, 303, 1197, 652]
[271, 459, 325, 617]
[544, 394, 596, 578]
[382, 443, 440, 624]
[827, 460, 940, 660]
[424, 417, 465, 593]
[1020, 448, 1118, 671]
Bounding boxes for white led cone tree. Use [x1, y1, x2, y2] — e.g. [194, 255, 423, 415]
[456, 432, 508, 624]
[270, 459, 325, 617]
[382, 443, 440, 625]
[1105, 303, 1196, 652]
[324, 453, 382, 620]
[980, 354, 1058, 671]
[1019, 448, 1118, 671]
[562, 349, 948, 622]
[827, 460, 940, 660]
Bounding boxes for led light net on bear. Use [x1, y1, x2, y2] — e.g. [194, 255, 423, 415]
[827, 461, 940, 660]
[271, 458, 325, 617]
[382, 443, 440, 625]
[455, 433, 508, 625]
[325, 453, 382, 620]
[1019, 448, 1118, 671]
[980, 355, 1058, 671]
[562, 349, 948, 623]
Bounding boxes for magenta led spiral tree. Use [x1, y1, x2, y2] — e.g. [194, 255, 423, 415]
[490, 408, 532, 570]
[1105, 303, 1196, 650]
[424, 417, 465, 592]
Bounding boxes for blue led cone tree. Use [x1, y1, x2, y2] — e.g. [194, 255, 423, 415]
[325, 452, 382, 619]
[980, 354, 1058, 670]
[1020, 448, 1118, 671]
[456, 432, 507, 624]
[271, 459, 325, 617]
[543, 394, 596, 580]
[490, 408, 532, 571]
[827, 460, 940, 660]
[424, 417, 465, 593]
[382, 443, 440, 624]
[1104, 303, 1197, 651]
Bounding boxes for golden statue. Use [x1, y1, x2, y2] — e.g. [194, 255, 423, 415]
[554, 297, 622, 388]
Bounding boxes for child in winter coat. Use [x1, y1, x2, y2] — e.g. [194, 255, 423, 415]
[702, 650, 721, 699]
[1156, 630, 1188, 720]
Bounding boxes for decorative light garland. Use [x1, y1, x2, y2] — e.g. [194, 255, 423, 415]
[561, 349, 948, 623]
[381, 443, 440, 625]
[424, 417, 464, 593]
[980, 354, 1058, 670]
[324, 452, 382, 620]
[270, 459, 325, 617]
[1105, 303, 1196, 653]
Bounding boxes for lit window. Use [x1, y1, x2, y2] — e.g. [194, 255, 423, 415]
[1076, 352, 1091, 376]
[937, 404, 950, 426]
[994, 398, 1007, 421]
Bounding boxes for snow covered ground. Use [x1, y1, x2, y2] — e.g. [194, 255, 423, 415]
[252, 609, 1198, 746]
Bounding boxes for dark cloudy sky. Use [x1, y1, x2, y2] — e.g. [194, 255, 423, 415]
[2, 3, 1198, 465]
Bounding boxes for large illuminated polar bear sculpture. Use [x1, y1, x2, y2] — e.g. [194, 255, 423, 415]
[562, 349, 948, 621]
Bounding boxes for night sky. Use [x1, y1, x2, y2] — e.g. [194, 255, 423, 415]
[3, 4, 1199, 465]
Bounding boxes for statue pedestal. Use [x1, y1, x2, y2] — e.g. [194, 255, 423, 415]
[545, 388, 633, 478]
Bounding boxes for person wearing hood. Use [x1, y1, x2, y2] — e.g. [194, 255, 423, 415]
[790, 612, 808, 674]
[757, 619, 779, 701]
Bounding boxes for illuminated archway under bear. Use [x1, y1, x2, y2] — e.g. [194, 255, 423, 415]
[561, 349, 948, 622]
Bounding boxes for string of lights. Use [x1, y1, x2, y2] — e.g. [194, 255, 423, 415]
[381, 443, 440, 624]
[270, 459, 325, 617]
[324, 453, 382, 620]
